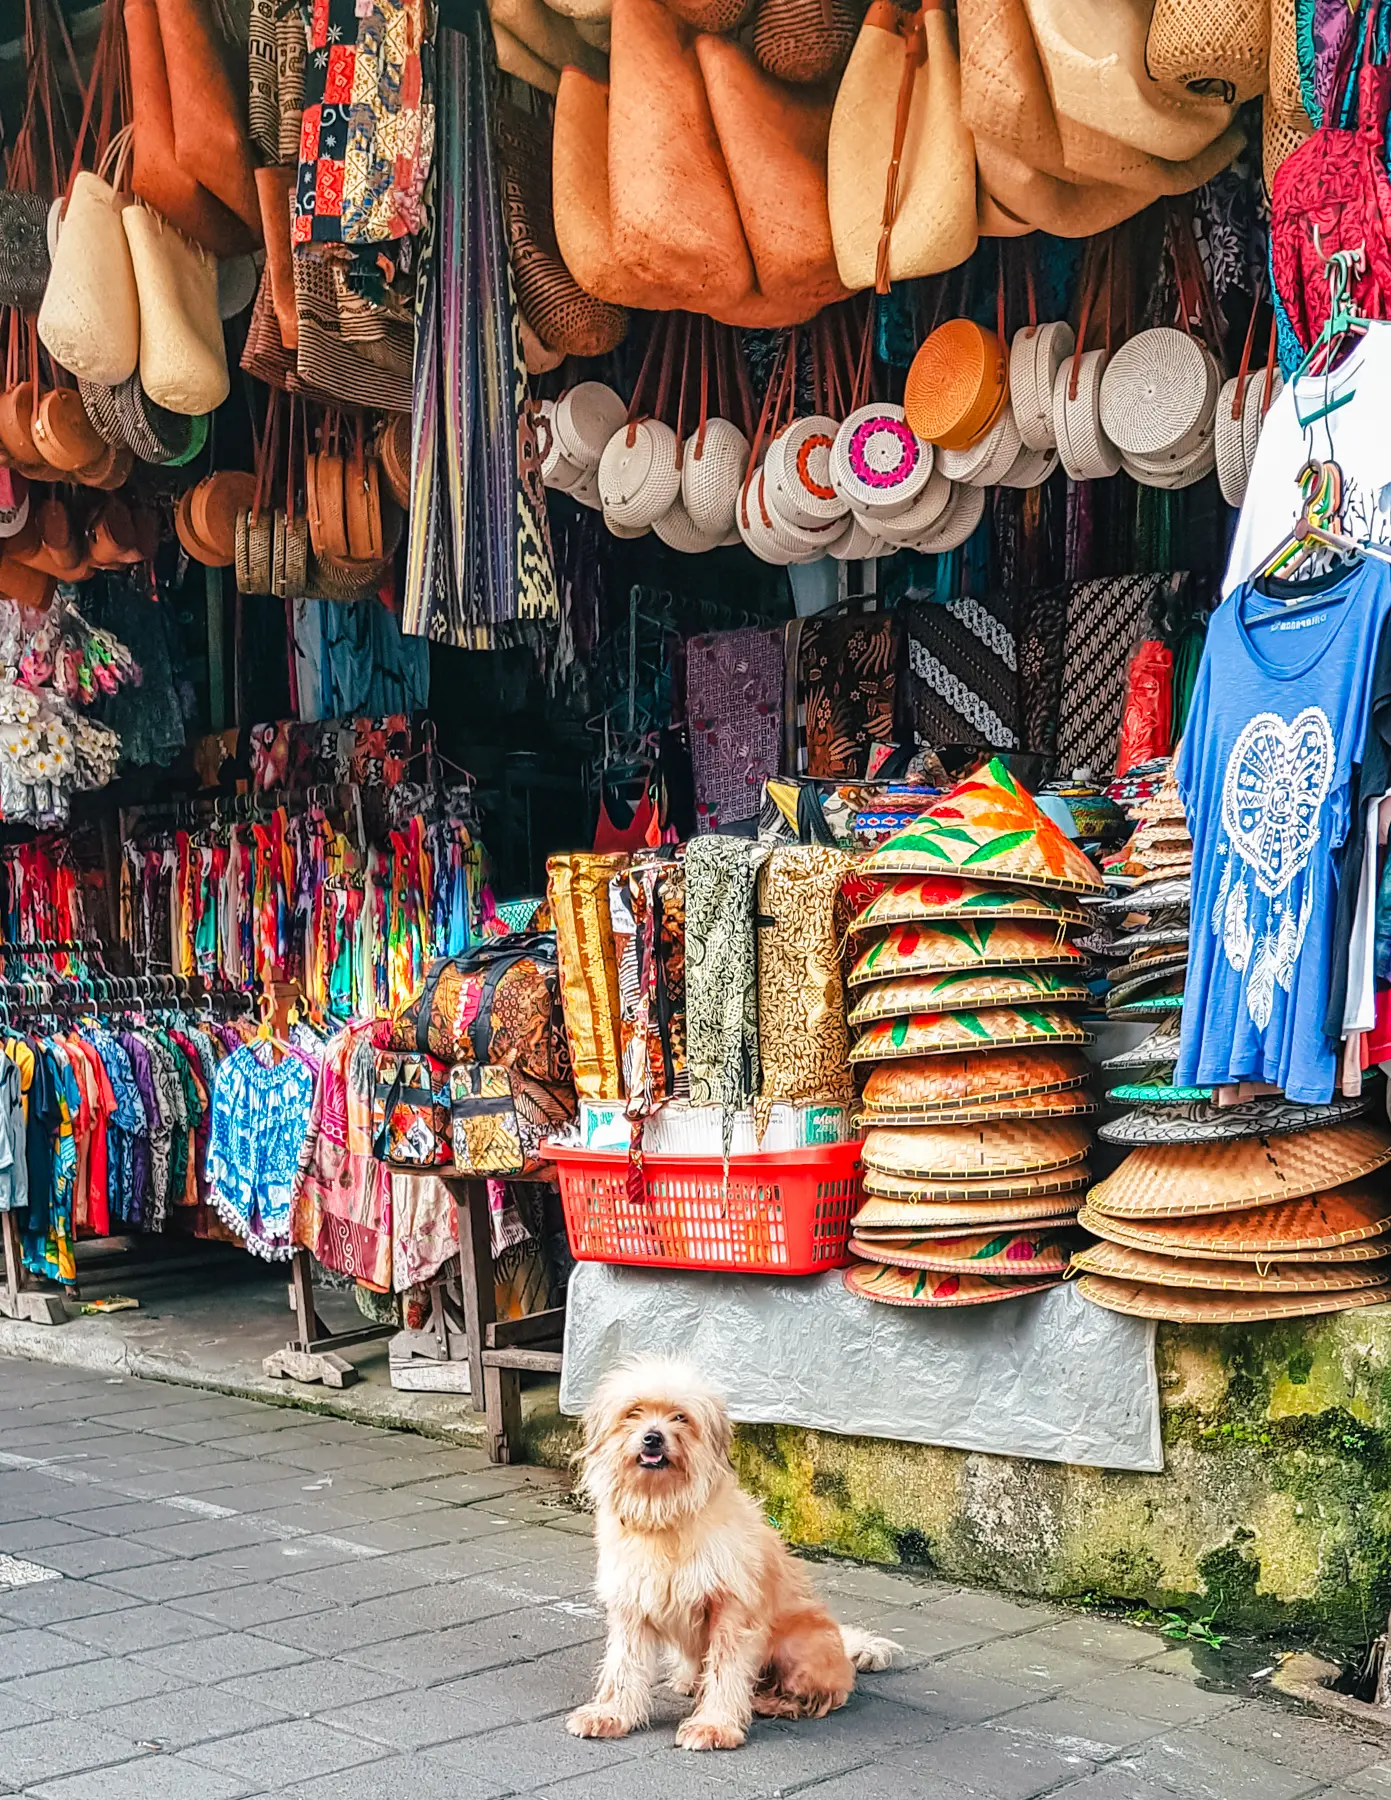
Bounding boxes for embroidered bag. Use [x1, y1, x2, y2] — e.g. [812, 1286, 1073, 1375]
[372, 1049, 451, 1167]
[1270, 8, 1391, 352]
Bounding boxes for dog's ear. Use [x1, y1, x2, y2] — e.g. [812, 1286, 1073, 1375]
[693, 1388, 733, 1464]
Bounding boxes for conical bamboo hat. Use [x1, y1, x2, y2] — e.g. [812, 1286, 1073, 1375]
[862, 758, 1105, 894]
[1085, 1125, 1391, 1220]
[851, 1007, 1091, 1063]
[859, 1086, 1097, 1127]
[1099, 1094, 1369, 1147]
[1077, 1185, 1391, 1260]
[861, 1165, 1088, 1204]
[849, 968, 1090, 1026]
[1072, 1238, 1389, 1293]
[1076, 1272, 1391, 1324]
[845, 1261, 1067, 1307]
[862, 1048, 1092, 1109]
[850, 919, 1087, 988]
[848, 1227, 1076, 1276]
[848, 874, 1088, 936]
[864, 1119, 1092, 1180]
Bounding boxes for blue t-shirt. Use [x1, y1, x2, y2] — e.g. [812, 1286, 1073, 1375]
[1176, 560, 1391, 1103]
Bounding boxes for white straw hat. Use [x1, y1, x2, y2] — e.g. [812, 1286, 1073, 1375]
[866, 466, 954, 542]
[1011, 322, 1074, 452]
[1098, 329, 1217, 457]
[1054, 350, 1121, 480]
[653, 495, 724, 553]
[598, 419, 682, 528]
[767, 416, 850, 525]
[554, 381, 628, 469]
[681, 418, 750, 538]
[831, 404, 933, 513]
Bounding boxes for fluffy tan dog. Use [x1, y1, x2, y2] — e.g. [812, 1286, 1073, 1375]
[566, 1356, 897, 1752]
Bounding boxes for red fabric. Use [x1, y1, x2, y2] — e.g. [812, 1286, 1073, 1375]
[1271, 16, 1391, 350]
[1366, 984, 1391, 1065]
[1115, 639, 1174, 777]
[593, 786, 656, 853]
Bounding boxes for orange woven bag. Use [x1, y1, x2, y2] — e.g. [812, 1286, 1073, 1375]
[152, 0, 262, 239]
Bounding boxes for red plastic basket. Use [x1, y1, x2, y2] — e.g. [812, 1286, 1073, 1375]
[551, 1141, 862, 1275]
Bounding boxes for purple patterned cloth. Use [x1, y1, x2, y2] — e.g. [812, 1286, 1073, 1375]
[1303, 0, 1359, 125]
[685, 627, 786, 833]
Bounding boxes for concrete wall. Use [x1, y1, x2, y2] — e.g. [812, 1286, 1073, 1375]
[715, 1311, 1391, 1647]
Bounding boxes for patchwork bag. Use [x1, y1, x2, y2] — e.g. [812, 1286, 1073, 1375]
[372, 1050, 452, 1168]
[449, 1064, 575, 1176]
[384, 934, 570, 1083]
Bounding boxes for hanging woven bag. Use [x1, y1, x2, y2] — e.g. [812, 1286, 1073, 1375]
[123, 204, 230, 415]
[751, 0, 862, 86]
[152, 0, 261, 239]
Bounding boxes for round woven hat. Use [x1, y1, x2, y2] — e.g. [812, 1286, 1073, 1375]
[554, 382, 627, 468]
[1100, 1017, 1183, 1071]
[1099, 1093, 1370, 1148]
[1105, 1078, 1211, 1105]
[1106, 982, 1185, 1019]
[904, 319, 1009, 451]
[863, 759, 1104, 894]
[851, 1007, 1092, 1064]
[831, 404, 931, 512]
[1076, 1273, 1391, 1325]
[849, 968, 1091, 1027]
[850, 877, 1088, 937]
[1105, 951, 1188, 999]
[860, 1086, 1097, 1128]
[682, 418, 750, 538]
[855, 1190, 1083, 1229]
[849, 1228, 1076, 1276]
[862, 1048, 1092, 1112]
[850, 919, 1085, 989]
[1096, 876, 1191, 918]
[846, 1262, 1065, 1307]
[1110, 916, 1191, 956]
[598, 420, 682, 529]
[1086, 1123, 1391, 1221]
[1078, 1185, 1391, 1262]
[766, 416, 850, 525]
[1099, 330, 1217, 457]
[1053, 350, 1121, 481]
[862, 1160, 1089, 1202]
[864, 1120, 1092, 1181]
[1072, 1239, 1388, 1294]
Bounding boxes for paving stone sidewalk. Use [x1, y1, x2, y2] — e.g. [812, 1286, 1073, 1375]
[0, 1359, 1387, 1800]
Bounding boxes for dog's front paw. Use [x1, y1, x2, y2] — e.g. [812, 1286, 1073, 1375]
[566, 1705, 632, 1739]
[675, 1716, 745, 1752]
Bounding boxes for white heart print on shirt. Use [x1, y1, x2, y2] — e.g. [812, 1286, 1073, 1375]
[1220, 707, 1335, 899]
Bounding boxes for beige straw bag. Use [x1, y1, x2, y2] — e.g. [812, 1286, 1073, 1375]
[957, 0, 1066, 177]
[974, 138, 1152, 237]
[1055, 115, 1248, 195]
[488, 0, 607, 80]
[39, 157, 141, 387]
[123, 206, 229, 415]
[829, 1, 979, 292]
[1023, 0, 1236, 161]
[1145, 0, 1269, 103]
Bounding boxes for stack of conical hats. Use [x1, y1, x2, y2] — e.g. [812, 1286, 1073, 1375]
[1077, 761, 1391, 1320]
[843, 759, 1105, 1309]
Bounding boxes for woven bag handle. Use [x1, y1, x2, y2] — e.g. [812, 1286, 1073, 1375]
[1024, 241, 1038, 336]
[673, 314, 693, 469]
[1167, 198, 1225, 366]
[874, 5, 926, 296]
[694, 315, 711, 458]
[740, 332, 792, 522]
[624, 313, 672, 442]
[64, 0, 128, 202]
[1067, 237, 1102, 402]
[1260, 310, 1278, 416]
[851, 294, 878, 410]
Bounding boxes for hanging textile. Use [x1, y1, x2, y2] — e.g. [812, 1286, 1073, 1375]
[684, 837, 768, 1133]
[902, 597, 1020, 754]
[685, 627, 786, 833]
[403, 11, 556, 644]
[1054, 575, 1178, 778]
[754, 846, 854, 1135]
[793, 614, 902, 778]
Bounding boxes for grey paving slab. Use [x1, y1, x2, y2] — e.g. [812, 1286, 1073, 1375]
[249, 1572, 549, 1655]
[29, 1752, 256, 1800]
[532, 1755, 770, 1799]
[164, 1580, 338, 1632]
[1343, 1765, 1391, 1792]
[342, 1600, 606, 1685]
[128, 1517, 281, 1559]
[1119, 1727, 1326, 1800]
[1066, 1665, 1243, 1727]
[48, 1602, 224, 1654]
[1018, 1615, 1168, 1668]
[0, 1719, 150, 1788]
[948, 1637, 1127, 1697]
[182, 1717, 390, 1786]
[85, 1557, 260, 1604]
[36, 1536, 172, 1579]
[992, 1696, 1166, 1759]
[0, 1626, 99, 1679]
[215, 1655, 412, 1718]
[1202, 1701, 1385, 1780]
[859, 1660, 1044, 1726]
[862, 1606, 1035, 1664]
[288, 1748, 530, 1800]
[0, 1689, 54, 1731]
[132, 1628, 311, 1685]
[420, 1713, 652, 1796]
[864, 1724, 1097, 1798]
[84, 1683, 293, 1752]
[1, 1652, 179, 1712]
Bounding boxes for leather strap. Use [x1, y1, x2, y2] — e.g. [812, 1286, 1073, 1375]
[874, 8, 925, 296]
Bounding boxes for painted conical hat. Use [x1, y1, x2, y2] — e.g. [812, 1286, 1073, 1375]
[1085, 1124, 1391, 1220]
[1106, 990, 1185, 1020]
[1095, 875, 1191, 917]
[1076, 1272, 1391, 1324]
[862, 1164, 1089, 1204]
[1110, 917, 1191, 956]
[848, 875, 1088, 937]
[848, 968, 1091, 1026]
[862, 758, 1105, 895]
[845, 1261, 1068, 1307]
[851, 1008, 1091, 1064]
[1101, 1017, 1183, 1070]
[859, 1086, 1098, 1127]
[850, 920, 1087, 989]
[864, 1120, 1092, 1180]
[855, 1193, 1082, 1230]
[863, 1049, 1092, 1111]
[848, 1228, 1077, 1276]
[1099, 1094, 1369, 1147]
[1072, 1238, 1389, 1293]
[1078, 1185, 1391, 1261]
[1105, 1079, 1212, 1105]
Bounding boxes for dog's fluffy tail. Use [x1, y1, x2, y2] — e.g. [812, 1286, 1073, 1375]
[840, 1625, 900, 1672]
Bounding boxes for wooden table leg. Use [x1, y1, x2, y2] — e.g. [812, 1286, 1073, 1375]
[451, 1178, 495, 1415]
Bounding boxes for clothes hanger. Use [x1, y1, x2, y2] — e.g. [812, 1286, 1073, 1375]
[1293, 245, 1369, 428]
[1252, 459, 1391, 610]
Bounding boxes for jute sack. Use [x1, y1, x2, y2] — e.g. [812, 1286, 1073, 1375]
[552, 68, 688, 308]
[696, 34, 850, 326]
[38, 172, 140, 386]
[957, 0, 1066, 178]
[606, 0, 754, 316]
[829, 0, 978, 291]
[1145, 0, 1268, 104]
[122, 206, 229, 415]
[1022, 0, 1235, 161]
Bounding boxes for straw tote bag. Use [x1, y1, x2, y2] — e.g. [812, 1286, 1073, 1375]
[552, 69, 687, 308]
[488, 0, 608, 80]
[974, 138, 1154, 237]
[1054, 115, 1246, 194]
[957, 0, 1066, 178]
[152, 0, 262, 239]
[124, 0, 253, 256]
[1145, 0, 1268, 104]
[606, 0, 754, 317]
[38, 168, 140, 386]
[122, 205, 230, 414]
[255, 165, 298, 350]
[696, 35, 850, 326]
[1022, 0, 1236, 161]
[493, 22, 560, 92]
[829, 1, 978, 291]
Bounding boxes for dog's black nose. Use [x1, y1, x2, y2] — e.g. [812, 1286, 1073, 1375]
[641, 1429, 666, 1454]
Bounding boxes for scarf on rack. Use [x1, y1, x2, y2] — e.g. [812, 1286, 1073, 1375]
[403, 12, 556, 645]
[754, 846, 853, 1137]
[685, 837, 768, 1143]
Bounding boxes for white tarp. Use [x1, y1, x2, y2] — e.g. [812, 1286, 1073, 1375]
[561, 1265, 1162, 1473]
